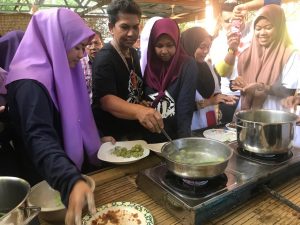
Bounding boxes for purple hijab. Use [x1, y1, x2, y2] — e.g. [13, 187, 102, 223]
[6, 8, 100, 169]
[0, 30, 24, 71]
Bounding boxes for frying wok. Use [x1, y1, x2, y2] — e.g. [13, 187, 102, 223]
[161, 137, 233, 179]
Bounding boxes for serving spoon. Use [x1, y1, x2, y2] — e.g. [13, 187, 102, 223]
[161, 128, 180, 151]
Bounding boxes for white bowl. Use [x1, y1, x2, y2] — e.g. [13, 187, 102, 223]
[27, 175, 95, 223]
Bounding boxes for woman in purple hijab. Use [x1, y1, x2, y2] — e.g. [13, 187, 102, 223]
[0, 30, 24, 71]
[6, 8, 113, 225]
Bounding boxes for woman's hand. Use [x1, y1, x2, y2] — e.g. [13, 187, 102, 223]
[65, 180, 96, 225]
[281, 96, 300, 109]
[230, 76, 247, 91]
[0, 106, 5, 113]
[211, 94, 238, 105]
[101, 136, 116, 144]
[221, 95, 239, 105]
[196, 99, 210, 109]
[196, 94, 238, 109]
[233, 4, 247, 21]
[281, 96, 300, 124]
[227, 31, 240, 52]
[243, 82, 267, 93]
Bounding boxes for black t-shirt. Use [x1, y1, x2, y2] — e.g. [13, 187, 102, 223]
[92, 43, 145, 139]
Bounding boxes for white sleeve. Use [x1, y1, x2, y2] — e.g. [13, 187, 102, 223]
[281, 51, 300, 89]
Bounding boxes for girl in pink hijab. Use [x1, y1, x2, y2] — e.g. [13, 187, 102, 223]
[6, 8, 114, 225]
[231, 4, 299, 110]
[143, 18, 197, 142]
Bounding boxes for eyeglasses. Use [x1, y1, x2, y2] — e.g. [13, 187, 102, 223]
[86, 42, 103, 48]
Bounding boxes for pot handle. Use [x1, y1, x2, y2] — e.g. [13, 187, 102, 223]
[235, 124, 246, 129]
[235, 123, 264, 129]
[19, 206, 41, 225]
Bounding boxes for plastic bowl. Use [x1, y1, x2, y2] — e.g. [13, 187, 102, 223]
[27, 175, 95, 223]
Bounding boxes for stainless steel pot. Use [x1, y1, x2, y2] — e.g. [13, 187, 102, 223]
[0, 177, 40, 225]
[161, 137, 233, 179]
[235, 109, 298, 154]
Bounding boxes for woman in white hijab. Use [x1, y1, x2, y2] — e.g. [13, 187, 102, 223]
[140, 16, 162, 76]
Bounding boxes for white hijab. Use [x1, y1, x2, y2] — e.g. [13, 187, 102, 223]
[140, 16, 162, 76]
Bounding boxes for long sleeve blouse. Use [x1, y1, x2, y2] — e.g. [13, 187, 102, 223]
[7, 79, 83, 206]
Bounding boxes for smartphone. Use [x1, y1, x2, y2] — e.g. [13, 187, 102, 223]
[231, 19, 241, 34]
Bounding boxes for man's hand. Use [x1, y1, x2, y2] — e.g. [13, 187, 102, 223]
[136, 106, 164, 133]
[65, 180, 96, 225]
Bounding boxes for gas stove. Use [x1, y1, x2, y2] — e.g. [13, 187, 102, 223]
[136, 142, 300, 225]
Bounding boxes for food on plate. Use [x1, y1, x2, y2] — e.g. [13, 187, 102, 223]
[169, 148, 224, 165]
[91, 209, 141, 225]
[204, 129, 236, 142]
[54, 192, 64, 208]
[111, 144, 144, 158]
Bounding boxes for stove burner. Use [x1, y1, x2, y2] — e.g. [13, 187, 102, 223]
[237, 148, 293, 164]
[163, 171, 228, 199]
[182, 179, 208, 186]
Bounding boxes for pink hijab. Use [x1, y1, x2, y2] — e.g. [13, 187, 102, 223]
[237, 4, 294, 109]
[144, 18, 189, 106]
[6, 8, 100, 169]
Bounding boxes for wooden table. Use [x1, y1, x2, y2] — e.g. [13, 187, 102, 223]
[40, 154, 300, 225]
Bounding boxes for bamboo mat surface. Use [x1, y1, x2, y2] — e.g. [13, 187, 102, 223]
[91, 174, 300, 225]
[207, 176, 300, 225]
[39, 155, 300, 225]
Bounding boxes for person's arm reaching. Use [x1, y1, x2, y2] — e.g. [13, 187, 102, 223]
[99, 95, 163, 133]
[9, 80, 95, 225]
[233, 0, 281, 20]
[214, 31, 240, 77]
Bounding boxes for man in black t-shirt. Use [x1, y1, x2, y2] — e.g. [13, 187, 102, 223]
[92, 0, 163, 140]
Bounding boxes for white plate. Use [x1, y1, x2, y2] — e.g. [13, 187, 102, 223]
[203, 129, 237, 142]
[97, 140, 150, 164]
[82, 201, 154, 225]
[146, 142, 167, 154]
[225, 122, 237, 132]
